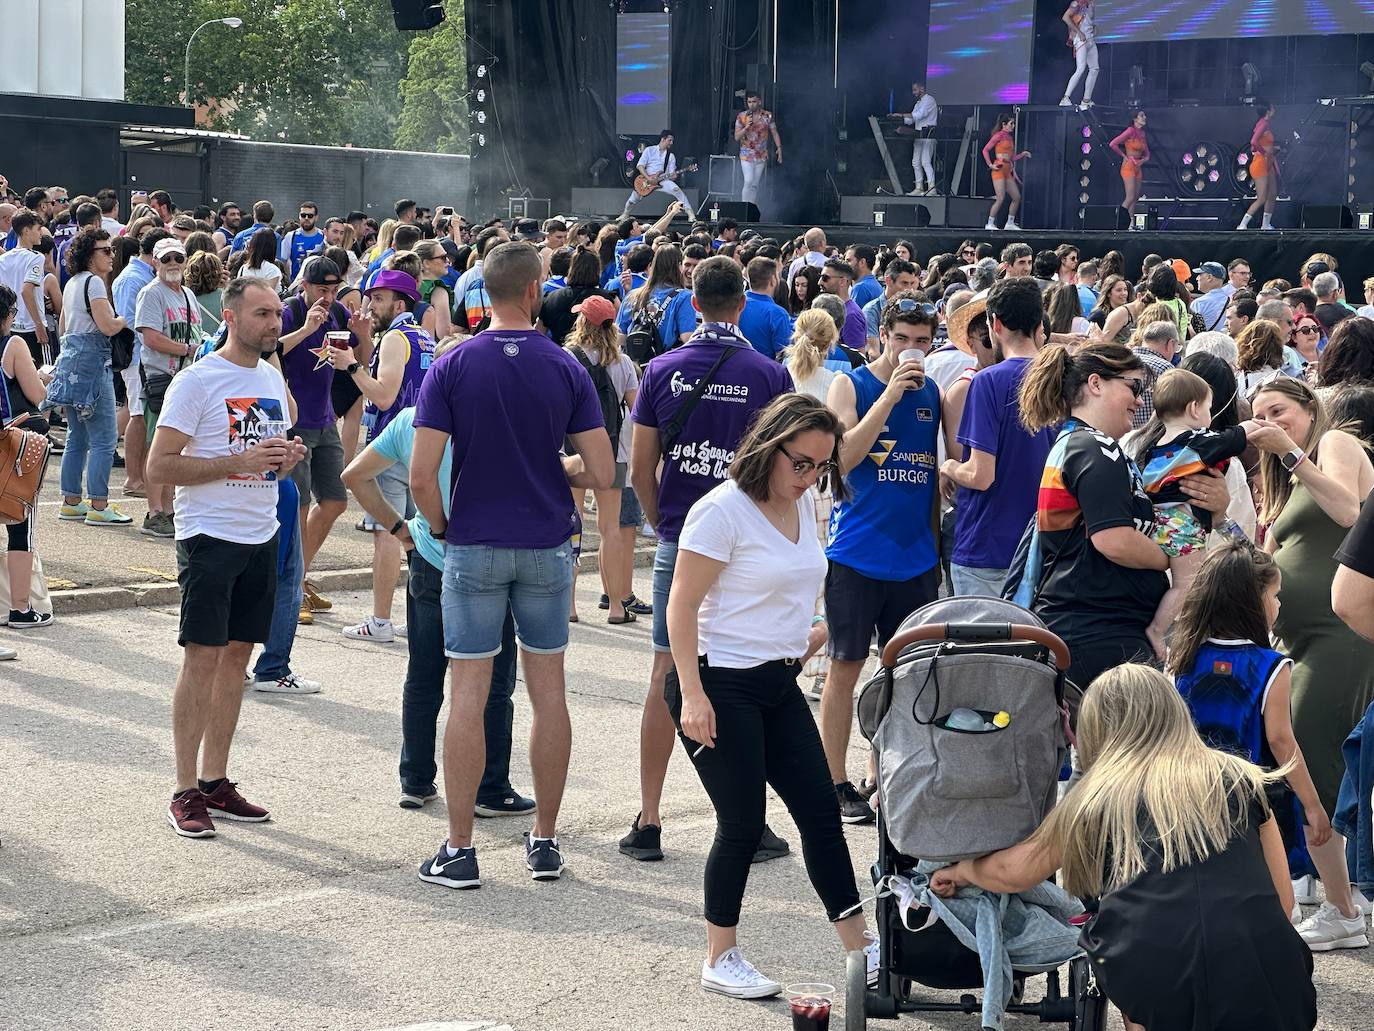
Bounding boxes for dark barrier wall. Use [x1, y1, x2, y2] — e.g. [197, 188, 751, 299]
[6, 119, 120, 199]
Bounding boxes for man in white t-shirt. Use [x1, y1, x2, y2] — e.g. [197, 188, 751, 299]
[148, 277, 306, 840]
[1059, 0, 1098, 111]
[0, 211, 46, 360]
[620, 130, 696, 221]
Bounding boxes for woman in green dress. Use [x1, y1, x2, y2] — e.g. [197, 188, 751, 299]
[1252, 376, 1374, 951]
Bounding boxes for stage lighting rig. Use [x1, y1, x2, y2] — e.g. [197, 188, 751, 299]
[1241, 63, 1261, 104]
[1178, 142, 1226, 197]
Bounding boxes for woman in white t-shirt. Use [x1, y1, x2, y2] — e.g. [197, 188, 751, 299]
[563, 298, 641, 624]
[236, 228, 283, 293]
[666, 393, 878, 1000]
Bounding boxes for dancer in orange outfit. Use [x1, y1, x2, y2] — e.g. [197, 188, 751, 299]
[1109, 111, 1151, 226]
[1238, 102, 1278, 230]
[983, 114, 1032, 230]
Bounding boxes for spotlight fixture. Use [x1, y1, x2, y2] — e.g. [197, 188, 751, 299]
[1241, 62, 1261, 103]
[1179, 142, 1227, 196]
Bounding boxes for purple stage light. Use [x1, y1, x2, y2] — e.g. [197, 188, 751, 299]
[1081, 125, 1092, 138]
[1080, 142, 1092, 155]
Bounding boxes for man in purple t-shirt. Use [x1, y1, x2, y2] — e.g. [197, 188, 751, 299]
[277, 255, 357, 619]
[819, 256, 868, 353]
[410, 242, 613, 889]
[620, 255, 794, 862]
[939, 278, 1054, 597]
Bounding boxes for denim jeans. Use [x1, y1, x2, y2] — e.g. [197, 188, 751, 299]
[1335, 700, 1374, 895]
[950, 563, 1008, 598]
[252, 518, 303, 682]
[401, 554, 516, 799]
[58, 363, 117, 501]
[441, 542, 574, 657]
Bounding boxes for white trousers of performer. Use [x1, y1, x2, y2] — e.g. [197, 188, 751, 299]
[1063, 42, 1099, 101]
[911, 138, 936, 189]
[740, 158, 766, 206]
[622, 179, 694, 218]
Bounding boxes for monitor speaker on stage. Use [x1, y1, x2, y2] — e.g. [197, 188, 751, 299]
[1300, 205, 1354, 230]
[876, 203, 929, 229]
[945, 198, 990, 229]
[1082, 206, 1127, 231]
[711, 201, 760, 223]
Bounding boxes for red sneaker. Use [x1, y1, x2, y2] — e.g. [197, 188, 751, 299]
[201, 779, 271, 822]
[168, 789, 216, 838]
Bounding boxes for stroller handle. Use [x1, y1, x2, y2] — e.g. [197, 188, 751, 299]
[880, 622, 1072, 670]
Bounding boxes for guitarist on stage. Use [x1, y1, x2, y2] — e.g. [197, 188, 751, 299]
[620, 129, 697, 222]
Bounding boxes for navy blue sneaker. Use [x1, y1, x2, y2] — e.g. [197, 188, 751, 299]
[525, 832, 565, 881]
[419, 841, 480, 889]
[399, 784, 438, 809]
[623, 593, 653, 616]
[475, 791, 537, 818]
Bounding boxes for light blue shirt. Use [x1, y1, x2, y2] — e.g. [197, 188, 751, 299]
[370, 407, 452, 573]
[1190, 282, 1235, 333]
[111, 257, 156, 364]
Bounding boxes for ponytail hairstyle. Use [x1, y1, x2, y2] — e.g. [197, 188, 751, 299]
[783, 308, 838, 382]
[1129, 368, 1212, 466]
[1019, 341, 1144, 432]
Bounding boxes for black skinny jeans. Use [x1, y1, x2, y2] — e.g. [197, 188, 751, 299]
[670, 656, 861, 928]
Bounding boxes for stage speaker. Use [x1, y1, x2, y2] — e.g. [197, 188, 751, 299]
[1081, 205, 1127, 231]
[945, 198, 990, 229]
[391, 0, 445, 30]
[712, 201, 760, 223]
[876, 203, 929, 228]
[1300, 205, 1353, 229]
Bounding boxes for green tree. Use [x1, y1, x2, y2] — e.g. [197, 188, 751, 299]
[394, 13, 468, 155]
[124, 0, 459, 154]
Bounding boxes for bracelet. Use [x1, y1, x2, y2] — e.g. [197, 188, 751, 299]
[389, 518, 405, 536]
[811, 616, 827, 626]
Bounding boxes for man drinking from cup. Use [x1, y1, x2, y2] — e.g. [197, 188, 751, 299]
[821, 295, 942, 823]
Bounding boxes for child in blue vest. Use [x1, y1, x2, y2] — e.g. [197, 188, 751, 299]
[1170, 541, 1370, 947]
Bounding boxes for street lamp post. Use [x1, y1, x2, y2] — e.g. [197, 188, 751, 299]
[184, 17, 244, 109]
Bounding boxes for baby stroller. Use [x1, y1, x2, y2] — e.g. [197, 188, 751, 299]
[846, 595, 1106, 1031]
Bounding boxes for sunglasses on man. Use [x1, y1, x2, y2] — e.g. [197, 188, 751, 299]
[159, 254, 185, 265]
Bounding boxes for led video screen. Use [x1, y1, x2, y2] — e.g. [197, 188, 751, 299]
[616, 13, 673, 136]
[926, 0, 1034, 106]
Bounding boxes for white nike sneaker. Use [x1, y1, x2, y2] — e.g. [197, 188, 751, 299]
[1292, 874, 1317, 905]
[985, 219, 998, 230]
[1296, 902, 1369, 951]
[1059, 97, 1073, 107]
[906, 187, 924, 196]
[701, 947, 782, 999]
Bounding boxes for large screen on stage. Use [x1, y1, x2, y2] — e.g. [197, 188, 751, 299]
[616, 13, 673, 137]
[1096, 0, 1374, 42]
[926, 0, 1034, 106]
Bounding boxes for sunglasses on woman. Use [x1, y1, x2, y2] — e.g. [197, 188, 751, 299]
[1105, 373, 1147, 398]
[779, 445, 838, 478]
[1295, 325, 1320, 336]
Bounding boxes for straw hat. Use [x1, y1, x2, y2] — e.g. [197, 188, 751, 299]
[946, 289, 990, 354]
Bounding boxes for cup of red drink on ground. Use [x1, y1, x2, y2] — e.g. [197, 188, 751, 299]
[785, 983, 835, 1031]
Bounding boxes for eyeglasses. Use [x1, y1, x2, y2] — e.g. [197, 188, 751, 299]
[1105, 374, 1147, 398]
[1295, 325, 1320, 336]
[779, 445, 838, 479]
[159, 254, 185, 265]
[54, 197, 69, 204]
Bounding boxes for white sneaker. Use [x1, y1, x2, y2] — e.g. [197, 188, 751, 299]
[254, 673, 322, 695]
[1296, 902, 1369, 951]
[700, 947, 782, 999]
[1353, 888, 1372, 918]
[985, 219, 998, 230]
[1292, 874, 1318, 905]
[395, 623, 408, 639]
[906, 187, 923, 197]
[1059, 97, 1073, 107]
[342, 617, 396, 643]
[1005, 218, 1022, 231]
[1078, 100, 1095, 111]
[864, 930, 881, 987]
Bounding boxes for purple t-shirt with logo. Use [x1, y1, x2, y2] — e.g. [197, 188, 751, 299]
[841, 299, 868, 352]
[630, 326, 793, 543]
[413, 328, 603, 549]
[279, 300, 355, 429]
[952, 357, 1056, 569]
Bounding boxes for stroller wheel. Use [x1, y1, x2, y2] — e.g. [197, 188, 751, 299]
[845, 949, 868, 1030]
[1011, 975, 1026, 1005]
[1069, 956, 1107, 1031]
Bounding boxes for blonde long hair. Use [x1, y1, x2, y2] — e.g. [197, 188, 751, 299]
[567, 315, 622, 366]
[1126, 301, 1181, 348]
[1031, 664, 1281, 897]
[1253, 377, 1338, 524]
[783, 309, 838, 382]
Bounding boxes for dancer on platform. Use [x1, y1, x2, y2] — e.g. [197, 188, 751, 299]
[1059, 0, 1098, 112]
[1109, 111, 1150, 226]
[983, 114, 1031, 231]
[1239, 102, 1278, 231]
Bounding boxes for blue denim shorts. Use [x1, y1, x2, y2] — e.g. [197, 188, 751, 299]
[442, 542, 575, 659]
[619, 483, 644, 529]
[651, 539, 679, 653]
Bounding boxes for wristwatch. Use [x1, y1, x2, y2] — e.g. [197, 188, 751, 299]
[429, 525, 447, 540]
[1279, 447, 1306, 473]
[345, 361, 361, 376]
[389, 518, 405, 537]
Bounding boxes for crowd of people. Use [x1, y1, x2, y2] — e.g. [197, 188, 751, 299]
[4, 176, 1374, 1024]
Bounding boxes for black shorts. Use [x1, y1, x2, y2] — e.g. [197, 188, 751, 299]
[825, 560, 940, 662]
[331, 373, 363, 420]
[176, 533, 279, 647]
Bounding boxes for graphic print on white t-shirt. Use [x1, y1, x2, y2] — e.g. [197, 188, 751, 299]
[225, 396, 290, 483]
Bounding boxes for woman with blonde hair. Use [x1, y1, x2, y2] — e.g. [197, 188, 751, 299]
[368, 218, 397, 264]
[783, 309, 839, 401]
[1248, 376, 1374, 950]
[933, 663, 1318, 1031]
[564, 295, 642, 626]
[1235, 319, 1288, 397]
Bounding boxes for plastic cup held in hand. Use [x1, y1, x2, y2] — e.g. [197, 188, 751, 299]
[897, 348, 925, 388]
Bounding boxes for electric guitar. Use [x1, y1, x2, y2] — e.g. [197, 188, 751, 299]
[633, 162, 699, 198]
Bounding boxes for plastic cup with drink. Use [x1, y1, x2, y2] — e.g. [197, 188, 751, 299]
[897, 348, 925, 389]
[786, 983, 835, 1031]
[326, 330, 351, 350]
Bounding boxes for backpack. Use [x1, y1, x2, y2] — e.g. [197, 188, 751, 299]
[624, 288, 682, 365]
[567, 344, 624, 448]
[462, 275, 491, 332]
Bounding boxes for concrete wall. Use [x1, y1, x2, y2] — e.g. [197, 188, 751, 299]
[0, 0, 124, 100]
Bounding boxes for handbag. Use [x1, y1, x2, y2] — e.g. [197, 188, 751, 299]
[0, 413, 52, 525]
[84, 274, 136, 371]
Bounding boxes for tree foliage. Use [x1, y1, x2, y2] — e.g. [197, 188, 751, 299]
[125, 0, 466, 154]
